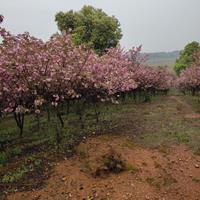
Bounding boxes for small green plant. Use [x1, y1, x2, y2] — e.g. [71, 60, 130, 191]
[103, 152, 125, 172]
[94, 150, 126, 177]
[146, 172, 176, 190]
[126, 164, 138, 173]
[24, 155, 42, 170]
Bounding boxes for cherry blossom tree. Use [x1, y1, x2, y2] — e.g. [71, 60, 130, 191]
[0, 17, 174, 143]
[0, 28, 47, 136]
[177, 51, 200, 95]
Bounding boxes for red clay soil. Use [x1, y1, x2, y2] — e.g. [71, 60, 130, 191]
[6, 135, 200, 200]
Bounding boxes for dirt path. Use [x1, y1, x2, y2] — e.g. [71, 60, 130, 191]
[169, 96, 192, 110]
[6, 96, 200, 200]
[169, 95, 200, 119]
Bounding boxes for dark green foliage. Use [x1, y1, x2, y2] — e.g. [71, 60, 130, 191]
[11, 147, 22, 157]
[55, 5, 122, 54]
[0, 151, 7, 165]
[174, 41, 200, 74]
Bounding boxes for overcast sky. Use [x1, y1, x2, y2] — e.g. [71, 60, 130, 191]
[1, 0, 200, 52]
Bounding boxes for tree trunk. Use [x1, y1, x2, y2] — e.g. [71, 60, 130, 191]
[192, 89, 196, 96]
[47, 107, 51, 122]
[14, 112, 24, 137]
[94, 103, 100, 124]
[76, 100, 85, 129]
[55, 114, 62, 151]
[57, 112, 64, 128]
[36, 113, 40, 131]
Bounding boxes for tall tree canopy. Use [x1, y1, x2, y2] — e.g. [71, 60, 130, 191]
[55, 5, 122, 54]
[174, 41, 200, 75]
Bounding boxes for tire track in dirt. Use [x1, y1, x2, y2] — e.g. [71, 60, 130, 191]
[169, 95, 200, 119]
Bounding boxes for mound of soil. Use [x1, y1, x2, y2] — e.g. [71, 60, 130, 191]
[6, 135, 200, 200]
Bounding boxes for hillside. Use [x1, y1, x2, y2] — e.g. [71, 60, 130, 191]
[141, 51, 180, 71]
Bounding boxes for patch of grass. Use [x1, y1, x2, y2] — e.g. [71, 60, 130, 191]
[1, 165, 29, 183]
[0, 151, 8, 165]
[134, 95, 200, 153]
[24, 155, 42, 169]
[172, 132, 190, 144]
[121, 139, 135, 149]
[184, 95, 200, 113]
[98, 134, 114, 142]
[126, 164, 139, 173]
[1, 155, 42, 184]
[146, 171, 177, 190]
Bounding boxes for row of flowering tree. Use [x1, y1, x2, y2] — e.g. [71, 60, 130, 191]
[0, 17, 174, 146]
[177, 51, 200, 95]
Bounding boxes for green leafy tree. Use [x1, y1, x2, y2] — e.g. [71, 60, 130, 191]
[174, 41, 200, 74]
[55, 5, 122, 54]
